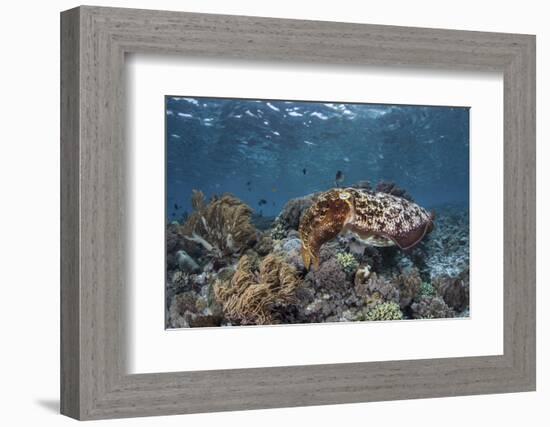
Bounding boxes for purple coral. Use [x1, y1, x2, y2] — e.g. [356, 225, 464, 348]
[410, 296, 455, 319]
[433, 267, 469, 312]
[387, 267, 422, 309]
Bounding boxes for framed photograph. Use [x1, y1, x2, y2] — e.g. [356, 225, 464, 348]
[164, 96, 468, 330]
[61, 6, 536, 420]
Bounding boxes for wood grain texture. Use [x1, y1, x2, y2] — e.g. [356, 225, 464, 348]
[60, 5, 536, 420]
[60, 7, 80, 419]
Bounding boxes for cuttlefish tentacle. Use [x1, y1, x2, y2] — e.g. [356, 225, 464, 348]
[299, 188, 434, 270]
[299, 189, 355, 270]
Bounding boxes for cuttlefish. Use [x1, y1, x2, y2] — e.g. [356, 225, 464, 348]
[299, 188, 435, 270]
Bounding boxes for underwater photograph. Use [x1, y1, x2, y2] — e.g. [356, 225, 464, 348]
[165, 96, 470, 328]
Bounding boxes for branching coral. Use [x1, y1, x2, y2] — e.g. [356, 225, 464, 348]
[336, 252, 359, 276]
[419, 281, 436, 298]
[214, 254, 302, 325]
[180, 190, 257, 257]
[365, 302, 404, 321]
[270, 221, 287, 240]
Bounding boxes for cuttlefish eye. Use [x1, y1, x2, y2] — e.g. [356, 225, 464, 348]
[339, 191, 351, 200]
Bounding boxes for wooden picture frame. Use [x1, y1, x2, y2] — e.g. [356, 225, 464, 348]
[60, 5, 536, 420]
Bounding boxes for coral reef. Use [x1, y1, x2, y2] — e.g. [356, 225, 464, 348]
[433, 267, 469, 312]
[254, 233, 274, 256]
[336, 252, 359, 276]
[214, 254, 302, 325]
[419, 281, 436, 298]
[167, 291, 222, 328]
[350, 180, 373, 191]
[307, 258, 347, 294]
[180, 190, 257, 257]
[354, 269, 400, 310]
[364, 302, 404, 321]
[422, 204, 469, 279]
[270, 221, 287, 240]
[375, 181, 415, 202]
[276, 194, 317, 231]
[165, 184, 469, 328]
[410, 296, 455, 319]
[250, 213, 275, 231]
[166, 223, 188, 268]
[272, 235, 307, 272]
[299, 256, 357, 322]
[395, 267, 422, 309]
[175, 249, 200, 273]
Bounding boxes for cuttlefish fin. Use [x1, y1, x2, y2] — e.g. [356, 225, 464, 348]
[388, 222, 433, 250]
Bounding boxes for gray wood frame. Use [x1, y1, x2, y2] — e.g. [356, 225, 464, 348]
[60, 5, 536, 420]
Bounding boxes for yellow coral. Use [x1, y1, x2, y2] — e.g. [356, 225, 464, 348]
[365, 302, 404, 321]
[214, 254, 302, 325]
[181, 190, 257, 256]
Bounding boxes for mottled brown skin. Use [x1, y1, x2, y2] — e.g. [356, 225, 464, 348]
[299, 189, 354, 270]
[299, 188, 435, 270]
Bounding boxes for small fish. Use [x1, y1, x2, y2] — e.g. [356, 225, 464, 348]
[272, 187, 278, 192]
[246, 181, 251, 186]
[258, 199, 267, 206]
[302, 168, 307, 175]
[174, 203, 179, 210]
[335, 170, 345, 187]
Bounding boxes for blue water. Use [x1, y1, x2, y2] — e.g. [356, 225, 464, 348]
[166, 97, 469, 220]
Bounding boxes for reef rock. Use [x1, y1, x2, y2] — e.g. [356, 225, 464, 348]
[254, 233, 274, 256]
[434, 268, 469, 312]
[375, 181, 415, 202]
[410, 296, 455, 319]
[175, 250, 200, 273]
[395, 267, 422, 309]
[167, 292, 222, 328]
[354, 268, 400, 310]
[277, 193, 317, 230]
